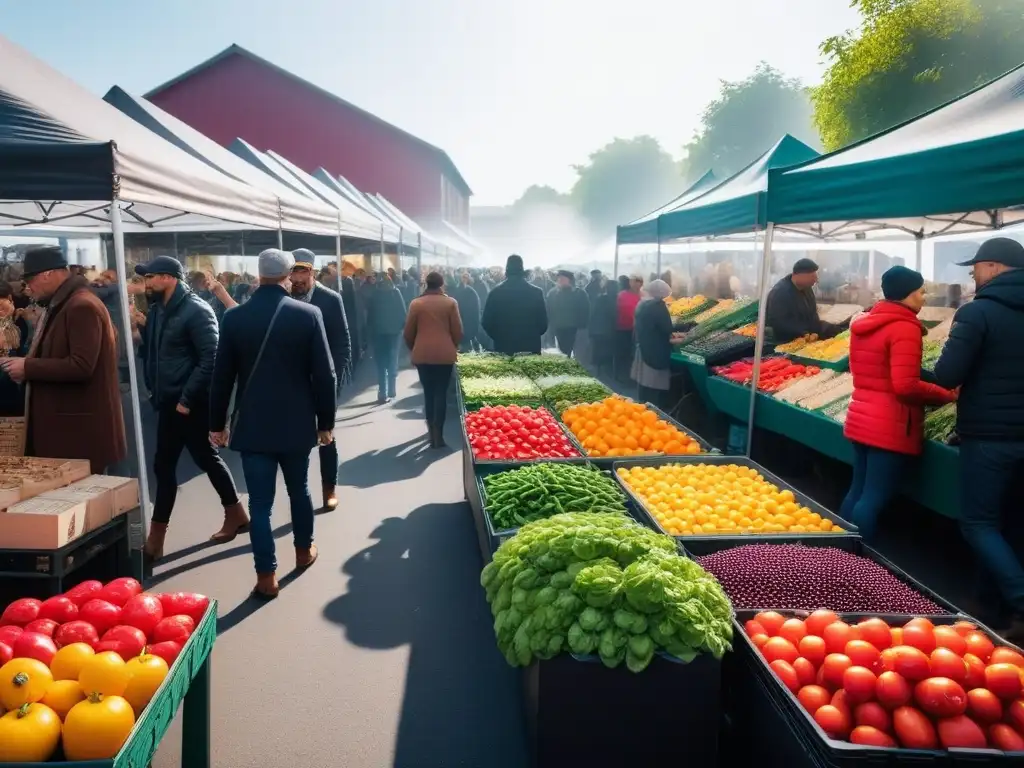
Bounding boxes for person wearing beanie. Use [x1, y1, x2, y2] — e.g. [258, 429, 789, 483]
[481, 254, 548, 354]
[546, 269, 590, 357]
[764, 257, 841, 343]
[841, 265, 956, 544]
[631, 279, 674, 406]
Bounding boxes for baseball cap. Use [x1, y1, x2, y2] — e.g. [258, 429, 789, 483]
[291, 248, 316, 271]
[134, 255, 184, 279]
[258, 248, 295, 279]
[957, 237, 1024, 269]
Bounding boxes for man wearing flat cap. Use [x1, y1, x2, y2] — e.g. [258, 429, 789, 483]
[290, 248, 352, 512]
[546, 269, 590, 357]
[764, 257, 841, 344]
[0, 246, 125, 474]
[932, 237, 1024, 640]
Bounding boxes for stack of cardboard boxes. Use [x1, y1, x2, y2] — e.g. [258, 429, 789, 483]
[0, 458, 140, 549]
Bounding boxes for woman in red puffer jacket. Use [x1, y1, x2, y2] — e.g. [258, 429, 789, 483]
[841, 266, 957, 541]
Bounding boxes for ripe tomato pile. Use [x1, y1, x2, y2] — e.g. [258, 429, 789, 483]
[466, 405, 580, 461]
[748, 610, 1024, 752]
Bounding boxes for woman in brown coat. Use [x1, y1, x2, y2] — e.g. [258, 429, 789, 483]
[403, 271, 463, 448]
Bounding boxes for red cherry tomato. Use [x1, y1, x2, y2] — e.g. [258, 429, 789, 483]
[963, 631, 995, 663]
[37, 596, 79, 624]
[932, 626, 967, 657]
[97, 577, 143, 608]
[966, 688, 1003, 723]
[23, 619, 58, 638]
[793, 657, 817, 687]
[901, 624, 936, 655]
[100, 625, 147, 659]
[152, 615, 195, 645]
[882, 645, 931, 681]
[854, 701, 891, 732]
[845, 640, 882, 671]
[843, 666, 878, 704]
[78, 599, 122, 636]
[952, 620, 977, 637]
[797, 685, 831, 713]
[850, 725, 897, 747]
[120, 594, 164, 638]
[805, 610, 840, 637]
[1008, 699, 1024, 734]
[815, 705, 852, 739]
[770, 660, 801, 694]
[915, 677, 968, 718]
[11, 630, 57, 665]
[750, 633, 770, 649]
[799, 635, 827, 668]
[989, 722, 1024, 751]
[963, 653, 987, 689]
[890, 626, 903, 646]
[147, 640, 183, 667]
[778, 618, 807, 646]
[823, 622, 855, 655]
[63, 580, 104, 607]
[856, 618, 893, 651]
[990, 647, 1024, 669]
[762, 637, 799, 665]
[0, 625, 22, 646]
[0, 642, 11, 666]
[0, 598, 41, 627]
[985, 663, 1024, 700]
[876, 671, 912, 710]
[936, 714, 987, 749]
[754, 611, 786, 637]
[744, 619, 766, 637]
[822, 654, 853, 690]
[892, 706, 938, 749]
[929, 648, 967, 685]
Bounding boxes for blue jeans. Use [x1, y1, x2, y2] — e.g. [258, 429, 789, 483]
[959, 439, 1024, 615]
[373, 335, 399, 399]
[319, 440, 338, 489]
[839, 442, 910, 542]
[240, 451, 315, 574]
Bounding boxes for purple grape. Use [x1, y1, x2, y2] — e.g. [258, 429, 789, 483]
[695, 544, 948, 614]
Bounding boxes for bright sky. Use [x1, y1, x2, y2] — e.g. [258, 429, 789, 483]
[5, 0, 860, 206]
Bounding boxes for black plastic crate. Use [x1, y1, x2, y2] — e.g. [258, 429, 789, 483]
[733, 610, 1024, 767]
[524, 651, 721, 767]
[611, 454, 859, 553]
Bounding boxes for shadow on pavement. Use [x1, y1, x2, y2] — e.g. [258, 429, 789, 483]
[322, 503, 528, 768]
[216, 565, 312, 635]
[337, 436, 443, 488]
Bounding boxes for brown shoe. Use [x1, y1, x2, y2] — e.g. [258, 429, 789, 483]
[322, 485, 339, 512]
[210, 501, 250, 543]
[251, 572, 279, 600]
[144, 522, 168, 562]
[296, 544, 319, 570]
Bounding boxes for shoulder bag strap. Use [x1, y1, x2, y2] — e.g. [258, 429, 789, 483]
[231, 300, 286, 433]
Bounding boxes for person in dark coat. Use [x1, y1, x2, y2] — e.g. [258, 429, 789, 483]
[932, 238, 1024, 639]
[291, 250, 352, 511]
[0, 282, 29, 416]
[588, 277, 619, 375]
[482, 254, 548, 355]
[209, 249, 337, 599]
[471, 271, 491, 307]
[356, 270, 375, 355]
[452, 271, 481, 352]
[340, 272, 360, 368]
[546, 270, 590, 356]
[765, 258, 841, 343]
[585, 270, 603, 303]
[631, 280, 674, 408]
[365, 273, 407, 402]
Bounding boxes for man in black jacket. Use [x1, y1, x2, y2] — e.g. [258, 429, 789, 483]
[933, 237, 1024, 638]
[546, 270, 590, 356]
[209, 249, 337, 599]
[135, 255, 247, 561]
[482, 254, 548, 354]
[452, 271, 481, 352]
[764, 258, 840, 343]
[291, 250, 352, 511]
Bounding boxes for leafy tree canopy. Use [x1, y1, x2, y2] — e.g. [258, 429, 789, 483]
[512, 184, 568, 210]
[813, 0, 1024, 150]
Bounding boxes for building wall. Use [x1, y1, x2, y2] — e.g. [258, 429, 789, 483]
[148, 54, 468, 225]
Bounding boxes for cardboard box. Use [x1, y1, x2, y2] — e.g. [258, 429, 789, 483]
[38, 486, 113, 532]
[0, 497, 87, 549]
[68, 475, 139, 516]
[0, 417, 25, 456]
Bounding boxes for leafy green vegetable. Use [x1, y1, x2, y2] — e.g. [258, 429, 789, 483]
[535, 375, 611, 408]
[460, 375, 543, 408]
[511, 354, 587, 378]
[924, 402, 957, 443]
[480, 512, 734, 672]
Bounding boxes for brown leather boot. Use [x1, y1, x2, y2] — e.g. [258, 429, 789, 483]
[252, 572, 279, 600]
[296, 544, 319, 570]
[210, 502, 250, 543]
[144, 522, 168, 562]
[322, 485, 338, 512]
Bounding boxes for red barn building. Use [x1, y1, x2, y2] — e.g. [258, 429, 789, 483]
[145, 44, 471, 228]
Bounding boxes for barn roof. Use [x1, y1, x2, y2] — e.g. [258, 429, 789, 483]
[145, 43, 472, 196]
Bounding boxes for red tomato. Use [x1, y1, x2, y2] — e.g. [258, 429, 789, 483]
[762, 637, 799, 665]
[97, 577, 143, 608]
[1008, 699, 1024, 734]
[799, 635, 827, 668]
[63, 580, 103, 607]
[915, 677, 968, 718]
[152, 615, 195, 645]
[832, 688, 852, 714]
[892, 706, 939, 749]
[0, 598, 41, 627]
[798, 684, 831, 713]
[985, 663, 1024, 700]
[23, 619, 58, 638]
[904, 617, 935, 632]
[854, 701, 891, 732]
[929, 648, 968, 684]
[100, 625, 147, 659]
[989, 723, 1024, 751]
[882, 645, 931, 681]
[890, 627, 903, 646]
[815, 705, 852, 738]
[754, 611, 786, 637]
[778, 618, 807, 646]
[966, 688, 1003, 723]
[37, 596, 79, 624]
[843, 666, 878, 705]
[902, 624, 936, 655]
[157, 591, 209, 626]
[964, 631, 995, 663]
[823, 622, 855, 655]
[750, 633, 770, 649]
[952, 620, 977, 637]
[0, 625, 22, 646]
[744, 619, 766, 637]
[770, 660, 801, 694]
[805, 609, 840, 638]
[120, 594, 164, 638]
[78, 599, 122, 637]
[147, 640, 183, 667]
[963, 653, 987, 689]
[53, 620, 100, 649]
[932, 626, 967, 657]
[990, 647, 1024, 669]
[793, 657, 817, 687]
[936, 714, 987, 749]
[850, 725, 896, 747]
[857, 618, 893, 651]
[0, 642, 10, 665]
[822, 654, 853, 690]
[876, 671, 912, 710]
[11, 630, 57, 665]
[845, 640, 882, 671]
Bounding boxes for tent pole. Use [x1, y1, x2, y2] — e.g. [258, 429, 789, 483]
[109, 201, 152, 581]
[277, 226, 284, 250]
[416, 232, 423, 277]
[336, 214, 343, 294]
[745, 223, 775, 458]
[379, 226, 385, 273]
[398, 227, 404, 273]
[914, 235, 923, 273]
[656, 236, 662, 276]
[613, 232, 620, 279]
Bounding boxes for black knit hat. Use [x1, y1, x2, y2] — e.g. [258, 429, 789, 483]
[792, 258, 819, 275]
[881, 265, 925, 301]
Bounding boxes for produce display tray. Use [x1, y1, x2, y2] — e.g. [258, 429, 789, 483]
[787, 353, 850, 373]
[459, 405, 588, 467]
[610, 455, 858, 554]
[731, 610, 1024, 767]
[524, 651, 721, 767]
[574, 403, 718, 469]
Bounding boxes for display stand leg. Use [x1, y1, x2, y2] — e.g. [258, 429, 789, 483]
[181, 654, 212, 768]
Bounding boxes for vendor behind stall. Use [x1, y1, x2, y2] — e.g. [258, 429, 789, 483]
[765, 258, 842, 343]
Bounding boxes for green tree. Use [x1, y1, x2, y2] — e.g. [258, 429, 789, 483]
[512, 184, 568, 210]
[685, 63, 820, 178]
[813, 0, 1024, 151]
[569, 136, 681, 234]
